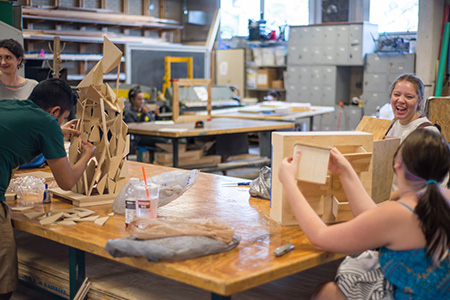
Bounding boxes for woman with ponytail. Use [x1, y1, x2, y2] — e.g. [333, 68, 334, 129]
[278, 128, 450, 299]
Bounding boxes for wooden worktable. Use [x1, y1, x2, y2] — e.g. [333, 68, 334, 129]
[10, 162, 345, 299]
[191, 105, 335, 130]
[127, 117, 296, 167]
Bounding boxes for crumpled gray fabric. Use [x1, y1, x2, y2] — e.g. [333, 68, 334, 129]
[105, 235, 240, 262]
[249, 166, 271, 200]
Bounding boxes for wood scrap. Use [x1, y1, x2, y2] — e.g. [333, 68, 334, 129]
[39, 212, 64, 225]
[24, 211, 45, 219]
[78, 216, 99, 222]
[73, 277, 91, 300]
[94, 216, 109, 226]
[57, 220, 77, 226]
[10, 205, 34, 212]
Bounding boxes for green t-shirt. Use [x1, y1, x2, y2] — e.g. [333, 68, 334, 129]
[0, 100, 67, 201]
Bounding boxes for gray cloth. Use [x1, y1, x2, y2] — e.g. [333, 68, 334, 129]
[105, 235, 240, 262]
[0, 79, 38, 100]
[336, 250, 394, 300]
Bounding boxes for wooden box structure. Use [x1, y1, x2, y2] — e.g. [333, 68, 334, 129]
[271, 131, 374, 225]
[271, 116, 401, 225]
[53, 37, 129, 206]
[172, 78, 212, 123]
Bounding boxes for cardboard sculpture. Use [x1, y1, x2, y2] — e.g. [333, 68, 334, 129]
[271, 131, 374, 225]
[271, 116, 400, 226]
[52, 37, 129, 206]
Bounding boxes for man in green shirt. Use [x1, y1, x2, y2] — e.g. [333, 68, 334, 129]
[0, 78, 96, 299]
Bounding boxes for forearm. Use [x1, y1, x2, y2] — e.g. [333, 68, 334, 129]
[48, 154, 91, 190]
[338, 169, 376, 215]
[70, 154, 91, 183]
[283, 179, 328, 248]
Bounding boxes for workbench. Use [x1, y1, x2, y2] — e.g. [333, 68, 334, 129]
[198, 104, 335, 130]
[127, 117, 296, 167]
[10, 162, 345, 300]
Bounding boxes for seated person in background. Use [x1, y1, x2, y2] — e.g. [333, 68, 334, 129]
[264, 89, 282, 101]
[0, 38, 38, 100]
[279, 128, 450, 300]
[124, 85, 159, 123]
[0, 78, 96, 300]
[123, 85, 166, 154]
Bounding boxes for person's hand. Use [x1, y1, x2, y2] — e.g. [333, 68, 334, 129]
[80, 141, 96, 158]
[153, 105, 160, 117]
[142, 103, 152, 114]
[61, 119, 82, 138]
[278, 150, 301, 186]
[328, 147, 351, 175]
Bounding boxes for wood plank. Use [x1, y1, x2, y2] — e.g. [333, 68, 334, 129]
[51, 188, 116, 207]
[355, 116, 392, 141]
[372, 138, 400, 203]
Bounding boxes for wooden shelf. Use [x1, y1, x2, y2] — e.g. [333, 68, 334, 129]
[25, 53, 126, 62]
[247, 88, 286, 92]
[67, 73, 126, 81]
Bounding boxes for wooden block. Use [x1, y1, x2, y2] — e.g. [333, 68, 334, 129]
[271, 131, 373, 225]
[332, 196, 353, 222]
[5, 193, 17, 201]
[293, 143, 331, 184]
[335, 145, 372, 173]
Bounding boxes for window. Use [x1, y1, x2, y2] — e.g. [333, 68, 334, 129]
[370, 0, 418, 33]
[220, 0, 308, 40]
[264, 0, 309, 29]
[220, 0, 260, 40]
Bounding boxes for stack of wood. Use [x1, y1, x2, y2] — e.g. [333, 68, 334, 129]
[153, 143, 221, 167]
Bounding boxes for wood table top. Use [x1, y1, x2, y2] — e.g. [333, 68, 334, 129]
[10, 162, 345, 296]
[126, 117, 296, 138]
[209, 105, 335, 122]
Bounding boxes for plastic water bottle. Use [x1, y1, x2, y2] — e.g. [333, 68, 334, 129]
[125, 177, 140, 228]
[136, 182, 159, 220]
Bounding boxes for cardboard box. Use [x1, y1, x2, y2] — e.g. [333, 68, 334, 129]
[256, 68, 277, 88]
[271, 80, 284, 89]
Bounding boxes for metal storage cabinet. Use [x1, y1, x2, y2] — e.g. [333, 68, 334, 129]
[363, 52, 415, 115]
[288, 23, 378, 66]
[287, 23, 377, 126]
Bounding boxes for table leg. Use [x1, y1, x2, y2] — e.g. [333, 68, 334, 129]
[172, 138, 179, 167]
[211, 293, 231, 300]
[69, 247, 85, 300]
[309, 116, 314, 131]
